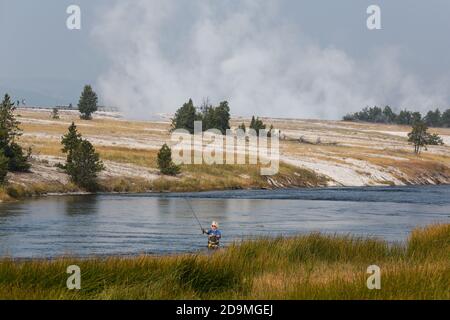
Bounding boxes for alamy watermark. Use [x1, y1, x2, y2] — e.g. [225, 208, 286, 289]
[66, 5, 81, 30]
[366, 265, 381, 290]
[171, 121, 280, 176]
[64, 264, 383, 291]
[367, 5, 382, 30]
[66, 265, 81, 290]
[66, 4, 382, 31]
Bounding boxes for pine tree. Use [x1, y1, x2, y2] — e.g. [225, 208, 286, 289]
[61, 122, 82, 166]
[171, 99, 198, 134]
[200, 104, 215, 131]
[51, 108, 60, 119]
[214, 101, 231, 134]
[0, 152, 8, 184]
[66, 139, 104, 190]
[411, 112, 422, 124]
[427, 133, 444, 146]
[442, 109, 450, 128]
[424, 109, 442, 127]
[249, 116, 267, 134]
[250, 116, 256, 130]
[4, 143, 31, 171]
[0, 94, 22, 148]
[0, 94, 30, 172]
[267, 124, 274, 137]
[407, 121, 444, 153]
[408, 121, 428, 154]
[171, 99, 231, 134]
[78, 85, 98, 120]
[397, 110, 413, 125]
[382, 106, 396, 123]
[157, 143, 180, 175]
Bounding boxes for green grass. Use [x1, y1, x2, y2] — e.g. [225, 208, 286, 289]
[147, 162, 328, 193]
[0, 224, 449, 299]
[3, 182, 80, 198]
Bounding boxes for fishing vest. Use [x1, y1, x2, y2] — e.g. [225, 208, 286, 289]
[208, 235, 220, 249]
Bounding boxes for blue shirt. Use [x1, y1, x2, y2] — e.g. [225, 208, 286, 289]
[207, 229, 221, 239]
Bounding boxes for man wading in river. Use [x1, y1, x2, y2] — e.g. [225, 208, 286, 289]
[202, 221, 222, 249]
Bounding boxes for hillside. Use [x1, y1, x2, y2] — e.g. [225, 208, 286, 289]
[2, 108, 450, 199]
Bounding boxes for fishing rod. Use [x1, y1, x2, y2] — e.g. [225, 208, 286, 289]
[185, 198, 204, 233]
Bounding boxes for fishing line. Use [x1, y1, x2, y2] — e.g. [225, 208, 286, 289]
[185, 198, 204, 232]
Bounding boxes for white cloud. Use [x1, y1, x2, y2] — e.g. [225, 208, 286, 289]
[93, 0, 449, 119]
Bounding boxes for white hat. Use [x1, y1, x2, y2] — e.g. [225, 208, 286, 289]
[211, 221, 219, 228]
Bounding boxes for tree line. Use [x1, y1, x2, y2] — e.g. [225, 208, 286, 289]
[171, 98, 272, 135]
[171, 98, 231, 134]
[343, 106, 450, 128]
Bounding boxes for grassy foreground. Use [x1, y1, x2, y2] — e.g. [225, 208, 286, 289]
[0, 224, 449, 300]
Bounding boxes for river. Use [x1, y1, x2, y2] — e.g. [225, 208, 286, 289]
[0, 185, 449, 258]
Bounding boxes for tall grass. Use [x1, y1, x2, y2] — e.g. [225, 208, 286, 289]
[0, 224, 448, 300]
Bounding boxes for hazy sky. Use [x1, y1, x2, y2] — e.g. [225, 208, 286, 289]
[1, 0, 449, 119]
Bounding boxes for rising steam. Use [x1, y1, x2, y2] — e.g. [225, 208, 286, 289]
[92, 0, 449, 119]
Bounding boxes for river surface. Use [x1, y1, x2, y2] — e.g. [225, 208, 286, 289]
[0, 186, 449, 258]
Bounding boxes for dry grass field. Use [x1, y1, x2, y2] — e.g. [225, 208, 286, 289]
[1, 108, 450, 200]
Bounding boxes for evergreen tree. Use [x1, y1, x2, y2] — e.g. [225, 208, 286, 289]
[397, 110, 413, 125]
[427, 133, 444, 146]
[66, 139, 104, 190]
[343, 106, 448, 127]
[171, 99, 231, 134]
[250, 116, 256, 130]
[267, 124, 274, 137]
[157, 143, 180, 175]
[0, 94, 30, 172]
[0, 126, 7, 152]
[201, 101, 231, 134]
[171, 99, 198, 134]
[382, 106, 396, 123]
[0, 152, 8, 184]
[442, 109, 450, 128]
[411, 112, 422, 124]
[342, 113, 355, 121]
[407, 121, 444, 154]
[201, 104, 215, 131]
[249, 116, 266, 134]
[78, 85, 98, 120]
[214, 101, 231, 134]
[61, 122, 82, 166]
[408, 121, 428, 154]
[51, 108, 60, 119]
[0, 94, 22, 148]
[424, 109, 442, 127]
[368, 106, 384, 122]
[4, 143, 31, 171]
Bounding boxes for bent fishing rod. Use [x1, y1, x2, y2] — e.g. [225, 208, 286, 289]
[185, 198, 204, 233]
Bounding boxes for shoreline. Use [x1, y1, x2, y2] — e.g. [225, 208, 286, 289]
[2, 182, 450, 203]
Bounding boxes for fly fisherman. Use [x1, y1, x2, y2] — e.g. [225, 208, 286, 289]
[202, 221, 222, 249]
